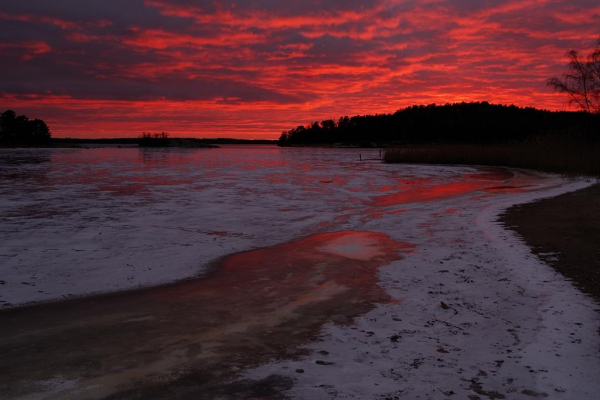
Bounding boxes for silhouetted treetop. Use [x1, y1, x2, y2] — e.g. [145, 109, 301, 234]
[139, 132, 170, 147]
[278, 102, 598, 146]
[138, 132, 220, 148]
[0, 110, 52, 146]
[548, 39, 600, 114]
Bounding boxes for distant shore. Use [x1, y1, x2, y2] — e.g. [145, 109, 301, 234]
[0, 138, 279, 149]
[500, 183, 600, 303]
[53, 137, 278, 146]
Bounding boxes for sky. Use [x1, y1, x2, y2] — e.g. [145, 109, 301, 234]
[0, 0, 598, 139]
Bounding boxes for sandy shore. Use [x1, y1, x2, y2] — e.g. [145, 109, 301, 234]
[501, 183, 600, 303]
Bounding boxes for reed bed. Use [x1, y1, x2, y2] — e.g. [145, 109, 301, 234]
[384, 137, 600, 177]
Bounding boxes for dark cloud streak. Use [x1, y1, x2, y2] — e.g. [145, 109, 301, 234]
[0, 0, 598, 137]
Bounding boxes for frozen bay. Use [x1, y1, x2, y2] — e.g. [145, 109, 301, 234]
[1, 146, 599, 399]
[0, 146, 530, 307]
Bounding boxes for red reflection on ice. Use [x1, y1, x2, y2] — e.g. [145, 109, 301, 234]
[160, 231, 414, 311]
[373, 180, 496, 207]
[371, 170, 522, 208]
[388, 209, 408, 215]
[0, 230, 414, 397]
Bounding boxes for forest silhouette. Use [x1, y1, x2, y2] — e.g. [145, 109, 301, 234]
[0, 110, 51, 146]
[278, 102, 598, 146]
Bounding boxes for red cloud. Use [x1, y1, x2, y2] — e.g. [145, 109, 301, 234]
[122, 28, 266, 49]
[0, 12, 111, 30]
[0, 40, 51, 60]
[1, 1, 598, 138]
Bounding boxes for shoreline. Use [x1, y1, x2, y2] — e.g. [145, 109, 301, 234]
[500, 183, 600, 304]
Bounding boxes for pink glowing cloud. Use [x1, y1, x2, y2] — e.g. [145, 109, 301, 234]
[0, 0, 598, 138]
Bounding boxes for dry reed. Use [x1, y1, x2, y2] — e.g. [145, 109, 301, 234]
[384, 136, 600, 177]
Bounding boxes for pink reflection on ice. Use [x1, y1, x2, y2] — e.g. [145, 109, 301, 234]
[371, 169, 518, 208]
[372, 180, 497, 207]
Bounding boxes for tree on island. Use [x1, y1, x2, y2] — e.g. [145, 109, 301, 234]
[0, 110, 52, 146]
[139, 132, 170, 147]
[547, 39, 600, 114]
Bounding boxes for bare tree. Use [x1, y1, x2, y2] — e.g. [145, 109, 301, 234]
[548, 39, 600, 113]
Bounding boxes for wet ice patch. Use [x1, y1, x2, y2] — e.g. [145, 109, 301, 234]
[318, 232, 385, 261]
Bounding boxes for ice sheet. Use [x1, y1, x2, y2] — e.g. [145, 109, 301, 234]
[0, 146, 520, 307]
[1, 146, 599, 399]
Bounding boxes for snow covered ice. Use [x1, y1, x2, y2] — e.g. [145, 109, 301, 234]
[1, 146, 599, 399]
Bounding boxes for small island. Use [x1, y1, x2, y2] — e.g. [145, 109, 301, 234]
[138, 132, 219, 148]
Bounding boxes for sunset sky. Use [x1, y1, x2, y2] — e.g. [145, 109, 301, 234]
[1, 0, 598, 138]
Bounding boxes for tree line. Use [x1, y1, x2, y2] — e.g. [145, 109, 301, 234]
[0, 110, 51, 146]
[278, 102, 598, 146]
